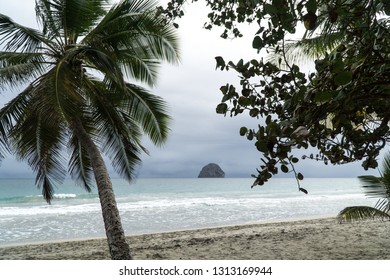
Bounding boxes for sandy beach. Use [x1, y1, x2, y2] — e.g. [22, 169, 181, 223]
[1, 217, 389, 260]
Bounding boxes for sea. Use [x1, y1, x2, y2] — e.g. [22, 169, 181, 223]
[0, 177, 379, 246]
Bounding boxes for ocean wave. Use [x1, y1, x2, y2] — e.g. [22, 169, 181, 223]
[0, 195, 43, 205]
[0, 192, 100, 206]
[0, 202, 101, 216]
[53, 193, 77, 199]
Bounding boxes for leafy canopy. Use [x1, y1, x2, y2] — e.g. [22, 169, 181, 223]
[160, 0, 390, 191]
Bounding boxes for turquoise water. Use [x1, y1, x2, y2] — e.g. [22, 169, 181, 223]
[0, 177, 378, 245]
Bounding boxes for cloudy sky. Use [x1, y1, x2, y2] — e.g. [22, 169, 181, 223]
[0, 0, 379, 179]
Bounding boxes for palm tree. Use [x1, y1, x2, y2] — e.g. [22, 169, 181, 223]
[0, 0, 179, 259]
[337, 153, 390, 222]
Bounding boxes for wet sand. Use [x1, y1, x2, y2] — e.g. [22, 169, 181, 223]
[1, 217, 389, 260]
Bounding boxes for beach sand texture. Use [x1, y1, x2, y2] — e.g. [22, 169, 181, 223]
[1, 218, 389, 260]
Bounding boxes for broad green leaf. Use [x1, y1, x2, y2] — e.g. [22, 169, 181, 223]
[251, 59, 259, 67]
[305, 0, 317, 13]
[314, 91, 336, 103]
[334, 71, 353, 86]
[216, 103, 228, 114]
[239, 127, 248, 136]
[291, 157, 299, 163]
[215, 56, 226, 70]
[237, 59, 244, 69]
[332, 59, 344, 73]
[256, 141, 268, 153]
[249, 108, 259, 117]
[265, 115, 272, 124]
[299, 187, 308, 194]
[264, 4, 278, 14]
[247, 130, 254, 140]
[238, 96, 251, 106]
[220, 85, 228, 94]
[252, 36, 263, 49]
[384, 2, 390, 15]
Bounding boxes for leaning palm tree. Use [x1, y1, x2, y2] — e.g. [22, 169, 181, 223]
[337, 153, 390, 222]
[0, 0, 179, 259]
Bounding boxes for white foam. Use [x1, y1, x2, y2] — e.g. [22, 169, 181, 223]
[0, 178, 380, 245]
[0, 203, 101, 216]
[53, 193, 77, 199]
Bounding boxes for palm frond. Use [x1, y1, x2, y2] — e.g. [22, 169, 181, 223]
[340, 152, 390, 222]
[123, 0, 157, 12]
[358, 175, 388, 198]
[81, 47, 126, 89]
[0, 14, 46, 52]
[60, 0, 108, 41]
[45, 59, 89, 121]
[103, 127, 143, 181]
[82, 0, 179, 86]
[136, 14, 180, 65]
[269, 31, 345, 66]
[125, 83, 171, 146]
[119, 53, 160, 86]
[268, 5, 345, 67]
[85, 79, 144, 181]
[380, 152, 390, 195]
[68, 130, 94, 192]
[0, 81, 67, 203]
[358, 175, 383, 186]
[0, 51, 47, 91]
[337, 205, 390, 222]
[35, 0, 108, 43]
[289, 31, 344, 59]
[10, 104, 67, 203]
[95, 82, 171, 180]
[34, 0, 62, 40]
[88, 0, 157, 35]
[375, 198, 390, 214]
[0, 84, 34, 155]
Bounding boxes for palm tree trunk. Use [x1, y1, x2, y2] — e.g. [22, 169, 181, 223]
[71, 118, 132, 259]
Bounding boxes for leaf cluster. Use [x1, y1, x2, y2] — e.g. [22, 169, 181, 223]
[162, 0, 390, 189]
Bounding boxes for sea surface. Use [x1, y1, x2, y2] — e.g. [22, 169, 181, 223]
[0, 177, 379, 246]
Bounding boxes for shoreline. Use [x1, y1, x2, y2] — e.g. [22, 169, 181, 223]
[0, 214, 337, 248]
[1, 217, 390, 260]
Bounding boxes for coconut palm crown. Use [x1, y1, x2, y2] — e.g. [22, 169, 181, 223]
[0, 0, 179, 259]
[338, 153, 390, 222]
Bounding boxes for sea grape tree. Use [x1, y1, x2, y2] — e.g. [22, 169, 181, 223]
[160, 0, 390, 190]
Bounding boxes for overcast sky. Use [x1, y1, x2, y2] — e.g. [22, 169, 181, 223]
[0, 0, 380, 179]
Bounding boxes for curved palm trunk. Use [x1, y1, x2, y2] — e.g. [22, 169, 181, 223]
[72, 118, 132, 260]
